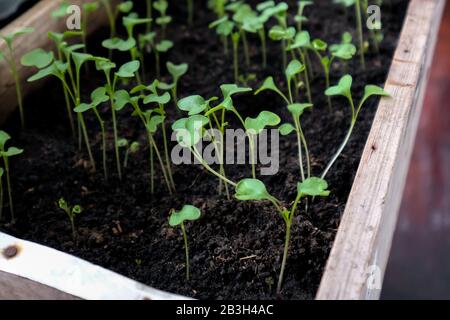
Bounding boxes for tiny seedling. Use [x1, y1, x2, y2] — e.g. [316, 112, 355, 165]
[154, 0, 172, 38]
[118, 139, 140, 168]
[96, 59, 142, 180]
[295, 1, 313, 32]
[75, 87, 110, 179]
[311, 36, 356, 109]
[0, 27, 34, 128]
[245, 111, 281, 178]
[165, 61, 189, 104]
[235, 177, 329, 293]
[169, 204, 201, 281]
[154, 40, 173, 78]
[255, 60, 312, 181]
[0, 131, 23, 222]
[322, 74, 389, 179]
[58, 198, 83, 242]
[333, 0, 365, 69]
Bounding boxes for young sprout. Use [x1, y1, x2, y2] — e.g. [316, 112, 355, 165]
[235, 177, 330, 293]
[58, 198, 83, 242]
[245, 111, 280, 178]
[322, 74, 389, 179]
[310, 36, 356, 109]
[333, 0, 365, 69]
[295, 1, 313, 32]
[153, 0, 171, 38]
[165, 62, 188, 104]
[154, 40, 173, 78]
[75, 87, 110, 180]
[118, 139, 140, 168]
[102, 16, 151, 83]
[81, 2, 100, 53]
[169, 205, 201, 281]
[115, 88, 174, 194]
[0, 27, 34, 128]
[265, 2, 292, 70]
[100, 0, 134, 41]
[96, 59, 141, 180]
[255, 60, 311, 181]
[140, 80, 176, 191]
[0, 131, 23, 222]
[228, 3, 256, 67]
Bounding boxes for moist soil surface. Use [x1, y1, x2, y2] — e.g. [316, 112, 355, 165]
[1, 0, 409, 299]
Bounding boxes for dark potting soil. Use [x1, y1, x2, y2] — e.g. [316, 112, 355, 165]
[1, 0, 409, 299]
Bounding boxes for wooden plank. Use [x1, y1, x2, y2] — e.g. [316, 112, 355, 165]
[0, 271, 80, 300]
[316, 0, 446, 300]
[0, 0, 114, 125]
[0, 232, 189, 300]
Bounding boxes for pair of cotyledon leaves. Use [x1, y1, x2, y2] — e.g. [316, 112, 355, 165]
[169, 205, 201, 227]
[235, 177, 330, 202]
[0, 131, 23, 158]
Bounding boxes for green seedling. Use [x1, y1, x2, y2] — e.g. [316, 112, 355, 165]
[169, 204, 201, 281]
[139, 80, 176, 191]
[322, 74, 389, 178]
[115, 87, 174, 194]
[95, 59, 142, 180]
[46, 31, 84, 139]
[208, 0, 230, 55]
[235, 177, 329, 293]
[265, 2, 292, 70]
[102, 16, 151, 83]
[0, 131, 23, 222]
[245, 111, 280, 178]
[100, 0, 134, 42]
[58, 198, 83, 242]
[255, 60, 311, 181]
[333, 0, 365, 69]
[165, 62, 188, 104]
[118, 139, 140, 168]
[0, 27, 34, 128]
[310, 36, 356, 109]
[154, 40, 173, 78]
[173, 106, 237, 197]
[181, 84, 252, 195]
[75, 87, 110, 179]
[295, 1, 313, 32]
[154, 0, 172, 38]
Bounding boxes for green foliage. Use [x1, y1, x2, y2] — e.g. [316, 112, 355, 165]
[169, 205, 201, 280]
[58, 198, 83, 242]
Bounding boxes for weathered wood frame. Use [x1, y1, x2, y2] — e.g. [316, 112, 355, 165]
[0, 0, 115, 124]
[0, 0, 446, 300]
[316, 0, 446, 300]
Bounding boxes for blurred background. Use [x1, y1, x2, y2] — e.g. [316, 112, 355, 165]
[381, 1, 450, 299]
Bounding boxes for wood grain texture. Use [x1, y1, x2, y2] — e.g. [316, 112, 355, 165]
[0, 271, 80, 300]
[0, 0, 114, 125]
[316, 0, 446, 300]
